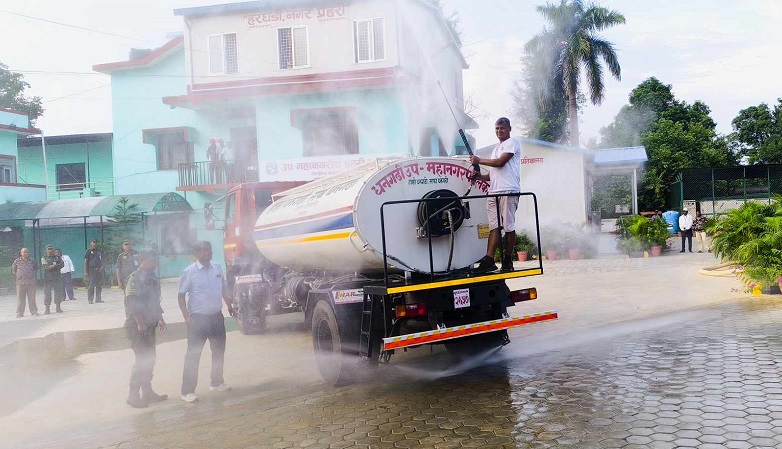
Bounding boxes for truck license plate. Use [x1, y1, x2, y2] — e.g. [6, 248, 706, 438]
[453, 288, 470, 309]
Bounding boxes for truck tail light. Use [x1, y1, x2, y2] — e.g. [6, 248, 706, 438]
[510, 288, 537, 303]
[395, 303, 428, 318]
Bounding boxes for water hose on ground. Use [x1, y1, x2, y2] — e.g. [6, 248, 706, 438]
[699, 261, 739, 277]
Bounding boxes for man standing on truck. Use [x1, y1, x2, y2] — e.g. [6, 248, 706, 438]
[178, 241, 236, 403]
[469, 117, 522, 273]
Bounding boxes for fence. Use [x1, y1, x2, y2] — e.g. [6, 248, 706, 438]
[670, 165, 782, 217]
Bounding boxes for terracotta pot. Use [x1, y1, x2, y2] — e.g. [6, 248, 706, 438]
[517, 251, 528, 262]
[546, 250, 558, 261]
[650, 245, 662, 257]
[568, 248, 581, 260]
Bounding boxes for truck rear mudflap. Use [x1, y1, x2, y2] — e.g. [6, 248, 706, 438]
[382, 310, 558, 351]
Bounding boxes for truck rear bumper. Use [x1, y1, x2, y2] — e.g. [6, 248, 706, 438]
[382, 310, 558, 351]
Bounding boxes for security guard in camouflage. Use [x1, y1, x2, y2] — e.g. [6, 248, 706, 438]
[116, 240, 139, 289]
[124, 249, 167, 408]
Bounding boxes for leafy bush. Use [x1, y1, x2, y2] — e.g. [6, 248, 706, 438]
[619, 236, 648, 254]
[514, 232, 537, 254]
[707, 197, 782, 286]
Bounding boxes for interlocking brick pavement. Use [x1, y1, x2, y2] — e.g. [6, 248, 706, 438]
[3, 250, 781, 449]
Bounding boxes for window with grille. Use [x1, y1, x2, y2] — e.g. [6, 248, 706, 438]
[56, 163, 86, 191]
[208, 33, 239, 74]
[156, 132, 194, 170]
[0, 156, 14, 183]
[278, 27, 309, 69]
[293, 109, 358, 157]
[354, 18, 385, 63]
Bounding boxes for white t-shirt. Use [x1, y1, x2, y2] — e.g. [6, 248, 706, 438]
[488, 138, 521, 193]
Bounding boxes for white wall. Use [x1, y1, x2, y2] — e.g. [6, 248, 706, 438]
[511, 139, 589, 234]
[186, 1, 399, 83]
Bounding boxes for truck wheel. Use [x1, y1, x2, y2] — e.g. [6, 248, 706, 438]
[444, 330, 507, 361]
[312, 301, 354, 386]
[235, 286, 267, 335]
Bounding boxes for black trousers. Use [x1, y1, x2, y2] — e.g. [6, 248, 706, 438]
[87, 269, 103, 302]
[681, 229, 693, 252]
[182, 313, 226, 395]
[127, 324, 157, 388]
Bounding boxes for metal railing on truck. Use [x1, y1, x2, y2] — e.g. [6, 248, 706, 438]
[365, 191, 543, 296]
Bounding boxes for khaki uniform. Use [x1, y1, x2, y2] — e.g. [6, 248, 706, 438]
[117, 251, 139, 288]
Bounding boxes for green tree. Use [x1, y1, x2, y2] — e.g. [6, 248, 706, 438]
[527, 0, 625, 147]
[600, 77, 739, 210]
[0, 62, 44, 124]
[729, 99, 782, 164]
[104, 197, 143, 284]
[599, 77, 675, 147]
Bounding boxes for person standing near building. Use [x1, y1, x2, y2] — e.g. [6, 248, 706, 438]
[693, 211, 710, 253]
[56, 249, 76, 301]
[678, 209, 694, 253]
[12, 247, 39, 318]
[84, 239, 105, 304]
[469, 117, 522, 273]
[207, 138, 221, 184]
[41, 245, 64, 314]
[124, 249, 168, 408]
[178, 241, 236, 403]
[116, 239, 139, 289]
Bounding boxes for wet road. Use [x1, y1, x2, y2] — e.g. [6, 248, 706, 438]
[2, 253, 782, 448]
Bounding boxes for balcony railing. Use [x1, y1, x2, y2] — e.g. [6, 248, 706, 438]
[178, 159, 259, 188]
[47, 180, 115, 200]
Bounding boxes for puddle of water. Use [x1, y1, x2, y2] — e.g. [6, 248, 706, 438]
[0, 322, 196, 418]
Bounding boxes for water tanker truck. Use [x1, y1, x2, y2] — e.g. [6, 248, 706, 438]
[213, 156, 557, 384]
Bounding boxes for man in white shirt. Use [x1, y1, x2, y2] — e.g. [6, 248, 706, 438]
[56, 249, 76, 301]
[678, 209, 694, 253]
[469, 117, 522, 273]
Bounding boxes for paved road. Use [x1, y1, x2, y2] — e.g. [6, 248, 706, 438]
[2, 251, 781, 448]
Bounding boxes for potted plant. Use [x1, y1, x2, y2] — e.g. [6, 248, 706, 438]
[620, 236, 648, 258]
[641, 218, 670, 256]
[514, 233, 536, 261]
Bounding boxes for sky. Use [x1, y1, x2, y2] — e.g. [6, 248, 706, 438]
[2, 0, 782, 149]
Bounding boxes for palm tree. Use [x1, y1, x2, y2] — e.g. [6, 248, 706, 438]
[526, 0, 625, 147]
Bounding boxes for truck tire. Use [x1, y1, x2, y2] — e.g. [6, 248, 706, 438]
[312, 300, 355, 386]
[444, 330, 507, 361]
[235, 285, 267, 335]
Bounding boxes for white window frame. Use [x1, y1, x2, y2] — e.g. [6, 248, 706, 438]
[207, 32, 239, 75]
[277, 26, 310, 70]
[353, 18, 386, 63]
[0, 155, 16, 184]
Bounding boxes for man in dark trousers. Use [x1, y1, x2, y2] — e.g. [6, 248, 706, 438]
[84, 239, 105, 303]
[678, 209, 694, 253]
[41, 245, 64, 314]
[124, 249, 168, 408]
[178, 241, 236, 403]
[116, 239, 139, 289]
[41, 245, 65, 315]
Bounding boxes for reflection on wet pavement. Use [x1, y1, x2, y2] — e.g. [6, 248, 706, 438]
[5, 297, 782, 449]
[0, 320, 229, 419]
[52, 298, 776, 449]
